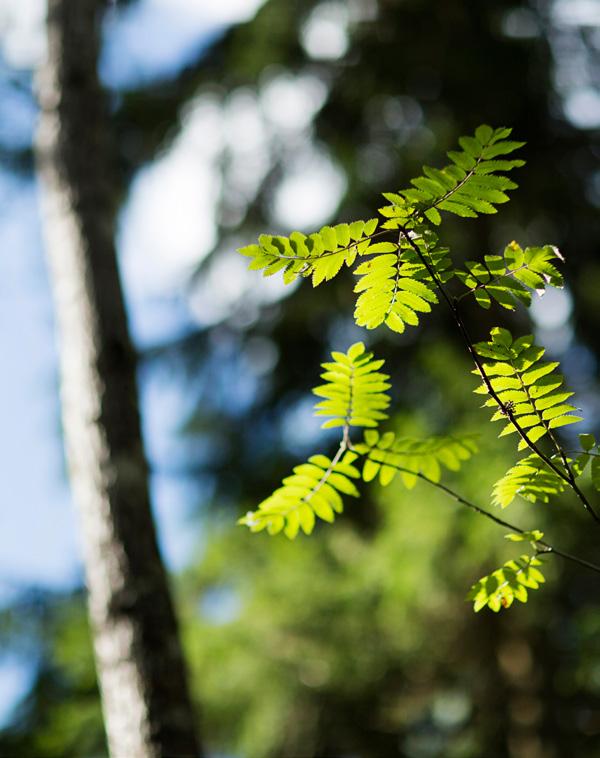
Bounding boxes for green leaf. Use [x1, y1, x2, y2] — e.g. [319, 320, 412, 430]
[474, 328, 581, 450]
[381, 125, 525, 225]
[237, 218, 379, 285]
[579, 433, 596, 452]
[359, 432, 478, 488]
[482, 140, 526, 158]
[457, 242, 563, 312]
[546, 415, 582, 429]
[239, 450, 361, 538]
[353, 234, 442, 334]
[492, 455, 566, 508]
[475, 124, 494, 143]
[313, 343, 391, 429]
[468, 554, 545, 613]
[505, 530, 544, 543]
[592, 455, 600, 491]
[362, 458, 380, 482]
[362, 241, 397, 254]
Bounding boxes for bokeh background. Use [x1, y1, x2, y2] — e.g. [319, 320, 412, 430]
[0, 0, 600, 755]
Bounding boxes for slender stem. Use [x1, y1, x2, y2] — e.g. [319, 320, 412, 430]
[343, 425, 352, 449]
[537, 546, 600, 574]
[366, 455, 600, 576]
[396, 224, 600, 526]
[305, 433, 348, 504]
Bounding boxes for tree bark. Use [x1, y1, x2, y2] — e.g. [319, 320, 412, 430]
[35, 1, 202, 755]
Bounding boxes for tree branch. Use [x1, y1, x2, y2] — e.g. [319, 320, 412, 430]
[364, 456, 600, 576]
[396, 223, 600, 526]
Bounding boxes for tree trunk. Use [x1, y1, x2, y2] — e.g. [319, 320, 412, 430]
[35, 1, 202, 755]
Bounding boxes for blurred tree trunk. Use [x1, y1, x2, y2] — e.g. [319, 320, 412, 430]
[35, 1, 201, 755]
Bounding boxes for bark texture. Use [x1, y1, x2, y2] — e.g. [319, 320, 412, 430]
[36, 1, 201, 755]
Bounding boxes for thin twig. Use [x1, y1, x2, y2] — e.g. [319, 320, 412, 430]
[365, 455, 600, 576]
[305, 434, 348, 503]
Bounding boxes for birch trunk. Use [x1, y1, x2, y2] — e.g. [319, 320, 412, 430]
[36, 1, 201, 755]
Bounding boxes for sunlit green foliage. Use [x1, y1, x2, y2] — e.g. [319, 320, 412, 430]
[474, 327, 581, 451]
[239, 126, 599, 615]
[238, 449, 361, 538]
[593, 455, 600, 491]
[353, 251, 438, 333]
[505, 529, 545, 543]
[240, 343, 481, 540]
[492, 454, 567, 508]
[353, 229, 456, 333]
[456, 242, 563, 310]
[468, 553, 545, 612]
[379, 125, 524, 227]
[237, 218, 378, 285]
[313, 342, 391, 428]
[396, 229, 455, 284]
[353, 430, 478, 488]
[239, 342, 480, 539]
